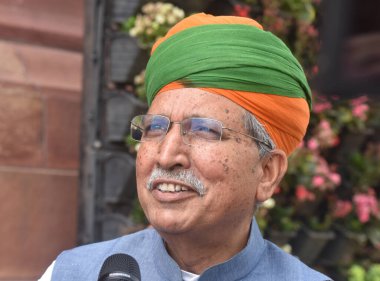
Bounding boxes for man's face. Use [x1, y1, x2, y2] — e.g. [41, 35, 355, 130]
[136, 88, 265, 237]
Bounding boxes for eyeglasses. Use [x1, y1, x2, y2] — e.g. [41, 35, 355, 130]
[130, 114, 272, 148]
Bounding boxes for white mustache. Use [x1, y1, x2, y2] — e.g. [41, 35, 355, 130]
[147, 167, 206, 196]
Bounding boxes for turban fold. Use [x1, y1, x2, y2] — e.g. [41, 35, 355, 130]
[144, 13, 311, 155]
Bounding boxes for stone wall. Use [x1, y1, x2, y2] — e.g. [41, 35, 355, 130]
[0, 0, 83, 280]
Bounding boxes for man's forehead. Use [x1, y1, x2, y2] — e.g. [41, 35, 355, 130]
[148, 88, 245, 119]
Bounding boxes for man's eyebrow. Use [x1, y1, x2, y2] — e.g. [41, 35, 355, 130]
[185, 111, 222, 119]
[148, 112, 220, 121]
[184, 113, 204, 118]
[145, 113, 168, 117]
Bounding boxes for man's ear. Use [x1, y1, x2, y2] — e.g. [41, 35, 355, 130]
[256, 149, 288, 202]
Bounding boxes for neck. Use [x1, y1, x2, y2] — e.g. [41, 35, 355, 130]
[159, 221, 252, 274]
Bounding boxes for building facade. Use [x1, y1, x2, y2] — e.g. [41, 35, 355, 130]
[0, 0, 83, 279]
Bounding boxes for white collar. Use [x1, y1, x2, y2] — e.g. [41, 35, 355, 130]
[181, 269, 200, 281]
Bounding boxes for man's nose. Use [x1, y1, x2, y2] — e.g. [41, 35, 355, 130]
[156, 123, 191, 170]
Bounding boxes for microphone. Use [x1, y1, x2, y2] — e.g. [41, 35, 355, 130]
[98, 253, 141, 281]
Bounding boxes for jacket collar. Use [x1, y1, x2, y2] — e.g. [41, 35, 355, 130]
[152, 218, 266, 281]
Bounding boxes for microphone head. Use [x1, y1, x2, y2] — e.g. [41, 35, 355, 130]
[98, 253, 141, 281]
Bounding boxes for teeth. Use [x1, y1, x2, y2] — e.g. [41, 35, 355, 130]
[157, 183, 189, 192]
[160, 183, 168, 191]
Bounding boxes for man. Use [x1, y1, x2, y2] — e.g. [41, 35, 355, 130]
[40, 13, 332, 281]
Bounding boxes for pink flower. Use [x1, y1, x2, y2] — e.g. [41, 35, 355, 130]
[352, 104, 369, 120]
[319, 120, 331, 130]
[312, 119, 338, 148]
[307, 138, 319, 150]
[296, 185, 316, 201]
[329, 172, 341, 186]
[351, 96, 368, 106]
[233, 4, 251, 17]
[316, 157, 329, 175]
[312, 65, 319, 75]
[333, 200, 353, 218]
[307, 26, 318, 37]
[313, 102, 332, 113]
[297, 141, 305, 149]
[312, 175, 325, 187]
[272, 18, 285, 32]
[354, 194, 372, 223]
[353, 189, 380, 223]
[350, 95, 369, 120]
[331, 136, 340, 146]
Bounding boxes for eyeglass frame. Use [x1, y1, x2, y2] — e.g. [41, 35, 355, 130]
[130, 114, 273, 149]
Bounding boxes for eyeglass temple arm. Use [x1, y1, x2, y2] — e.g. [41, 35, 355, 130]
[223, 127, 272, 149]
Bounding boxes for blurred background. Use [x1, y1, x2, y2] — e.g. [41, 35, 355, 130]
[0, 0, 379, 280]
[0, 0, 82, 280]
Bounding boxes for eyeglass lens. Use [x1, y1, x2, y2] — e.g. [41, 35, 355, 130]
[130, 115, 223, 145]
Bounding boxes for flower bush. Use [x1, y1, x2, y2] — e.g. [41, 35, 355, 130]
[122, 2, 185, 100]
[268, 92, 380, 238]
[236, 0, 380, 236]
[133, 69, 146, 101]
[122, 2, 185, 49]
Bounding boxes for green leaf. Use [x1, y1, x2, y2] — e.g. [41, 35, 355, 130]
[121, 17, 136, 32]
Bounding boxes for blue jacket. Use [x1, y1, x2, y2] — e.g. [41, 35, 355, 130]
[52, 219, 332, 280]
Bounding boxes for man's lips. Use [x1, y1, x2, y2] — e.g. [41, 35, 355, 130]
[150, 180, 200, 203]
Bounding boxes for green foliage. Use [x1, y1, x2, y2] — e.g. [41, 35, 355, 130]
[313, 98, 369, 133]
[367, 223, 380, 251]
[125, 133, 140, 155]
[367, 264, 380, 281]
[308, 215, 333, 231]
[281, 0, 316, 23]
[256, 215, 268, 234]
[348, 265, 366, 281]
[348, 151, 380, 192]
[251, 0, 320, 71]
[286, 148, 317, 185]
[131, 198, 149, 225]
[122, 2, 185, 49]
[125, 133, 138, 147]
[267, 206, 300, 232]
[341, 213, 366, 233]
[348, 264, 380, 281]
[121, 17, 136, 31]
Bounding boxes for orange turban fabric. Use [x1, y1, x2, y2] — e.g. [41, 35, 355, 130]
[145, 13, 311, 155]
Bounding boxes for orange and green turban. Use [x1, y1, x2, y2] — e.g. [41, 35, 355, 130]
[144, 13, 311, 155]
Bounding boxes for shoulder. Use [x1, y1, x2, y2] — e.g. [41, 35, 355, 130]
[260, 240, 332, 281]
[60, 228, 156, 257]
[52, 228, 158, 280]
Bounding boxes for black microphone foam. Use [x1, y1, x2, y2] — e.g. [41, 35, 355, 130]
[98, 253, 141, 281]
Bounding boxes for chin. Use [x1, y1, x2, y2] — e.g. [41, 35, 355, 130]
[152, 223, 187, 236]
[148, 216, 191, 235]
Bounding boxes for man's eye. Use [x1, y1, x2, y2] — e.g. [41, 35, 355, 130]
[145, 124, 166, 137]
[191, 125, 220, 140]
[192, 125, 211, 132]
[143, 120, 167, 138]
[148, 123, 165, 131]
